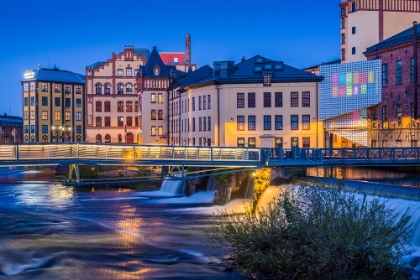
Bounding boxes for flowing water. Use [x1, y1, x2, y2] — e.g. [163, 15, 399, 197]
[0, 182, 247, 280]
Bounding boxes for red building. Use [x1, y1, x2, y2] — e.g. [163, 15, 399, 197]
[365, 22, 420, 147]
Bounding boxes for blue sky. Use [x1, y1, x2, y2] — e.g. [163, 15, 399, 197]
[0, 0, 340, 117]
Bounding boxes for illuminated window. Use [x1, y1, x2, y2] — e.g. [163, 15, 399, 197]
[302, 115, 310, 130]
[396, 104, 402, 127]
[302, 137, 310, 148]
[42, 111, 48, 120]
[30, 111, 35, 120]
[291, 137, 299, 148]
[135, 101, 138, 112]
[54, 84, 60, 93]
[158, 126, 163, 136]
[237, 137, 245, 147]
[54, 111, 60, 121]
[275, 137, 283, 148]
[126, 68, 132, 76]
[151, 93, 156, 103]
[76, 85, 82, 94]
[158, 93, 163, 103]
[42, 83, 48, 92]
[117, 101, 124, 112]
[248, 137, 256, 148]
[237, 116, 245, 131]
[64, 84, 71, 94]
[126, 101, 132, 112]
[151, 126, 157, 136]
[117, 83, 124, 94]
[263, 74, 271, 86]
[65, 111, 71, 121]
[382, 106, 388, 128]
[76, 112, 81, 121]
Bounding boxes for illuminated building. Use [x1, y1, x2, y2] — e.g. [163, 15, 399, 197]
[319, 59, 382, 147]
[0, 114, 23, 143]
[364, 23, 420, 147]
[339, 0, 420, 63]
[21, 67, 85, 143]
[168, 56, 324, 148]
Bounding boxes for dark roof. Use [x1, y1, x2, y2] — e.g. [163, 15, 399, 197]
[87, 61, 104, 69]
[176, 65, 214, 93]
[141, 47, 172, 78]
[365, 25, 420, 54]
[23, 68, 85, 84]
[303, 59, 341, 70]
[0, 115, 23, 127]
[134, 48, 150, 59]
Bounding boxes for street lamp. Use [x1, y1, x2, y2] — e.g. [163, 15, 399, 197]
[64, 126, 71, 143]
[51, 125, 63, 143]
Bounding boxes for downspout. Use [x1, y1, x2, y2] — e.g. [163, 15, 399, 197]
[316, 81, 319, 148]
[217, 84, 220, 146]
[414, 21, 418, 122]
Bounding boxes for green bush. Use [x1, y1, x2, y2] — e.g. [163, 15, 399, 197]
[206, 186, 412, 279]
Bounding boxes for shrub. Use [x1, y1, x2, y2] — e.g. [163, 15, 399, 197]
[206, 186, 412, 279]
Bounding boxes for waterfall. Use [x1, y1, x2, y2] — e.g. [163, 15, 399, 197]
[160, 177, 185, 196]
[206, 176, 216, 191]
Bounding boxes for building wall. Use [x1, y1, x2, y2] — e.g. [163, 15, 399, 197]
[85, 47, 146, 143]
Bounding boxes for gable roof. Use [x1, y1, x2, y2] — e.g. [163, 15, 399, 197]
[141, 47, 172, 78]
[365, 25, 420, 54]
[23, 68, 85, 84]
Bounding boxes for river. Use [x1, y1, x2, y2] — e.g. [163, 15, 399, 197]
[0, 182, 247, 280]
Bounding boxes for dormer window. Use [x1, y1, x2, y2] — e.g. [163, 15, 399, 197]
[263, 74, 272, 87]
[154, 67, 160, 76]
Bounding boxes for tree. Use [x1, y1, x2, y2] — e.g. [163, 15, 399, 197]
[206, 186, 412, 279]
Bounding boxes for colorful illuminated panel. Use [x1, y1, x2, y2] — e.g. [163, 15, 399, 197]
[319, 59, 382, 120]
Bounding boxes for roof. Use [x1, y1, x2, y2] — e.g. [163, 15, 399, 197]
[134, 48, 150, 59]
[176, 65, 214, 93]
[87, 61, 104, 69]
[365, 25, 420, 54]
[141, 47, 172, 78]
[303, 59, 341, 71]
[160, 52, 185, 65]
[0, 115, 23, 127]
[22, 68, 85, 84]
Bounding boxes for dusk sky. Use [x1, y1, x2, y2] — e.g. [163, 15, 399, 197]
[0, 0, 340, 117]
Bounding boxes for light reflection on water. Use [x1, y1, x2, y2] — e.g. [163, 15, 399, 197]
[0, 183, 246, 280]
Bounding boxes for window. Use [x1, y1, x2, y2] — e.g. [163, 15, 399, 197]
[42, 125, 48, 134]
[412, 58, 415, 83]
[208, 117, 211, 131]
[199, 96, 202, 110]
[274, 92, 282, 107]
[158, 110, 163, 120]
[275, 137, 283, 148]
[151, 126, 156, 136]
[24, 97, 29, 106]
[76, 112, 82, 121]
[248, 115, 256, 130]
[264, 115, 271, 130]
[101, 101, 109, 112]
[411, 103, 416, 127]
[65, 111, 71, 121]
[30, 125, 35, 133]
[264, 92, 271, 107]
[291, 137, 299, 148]
[199, 117, 202, 131]
[199, 137, 202, 146]
[42, 83, 48, 92]
[396, 60, 402, 85]
[192, 97, 195, 111]
[126, 68, 132, 76]
[135, 117, 138, 127]
[302, 115, 310, 130]
[158, 126, 163, 136]
[23, 83, 28, 91]
[42, 111, 48, 120]
[96, 117, 102, 127]
[64, 84, 71, 94]
[135, 101, 138, 112]
[117, 83, 123, 94]
[237, 93, 244, 108]
[341, 34, 346, 44]
[30, 111, 35, 120]
[158, 93, 163, 103]
[203, 117, 207, 131]
[263, 74, 271, 86]
[104, 117, 110, 127]
[248, 93, 255, 108]
[151, 93, 156, 103]
[76, 85, 82, 94]
[302, 137, 310, 148]
[352, 26, 356, 34]
[117, 69, 123, 76]
[126, 84, 132, 94]
[203, 95, 206, 110]
[104, 134, 111, 143]
[382, 64, 388, 87]
[65, 98, 71, 108]
[207, 95, 211, 109]
[382, 105, 388, 128]
[382, 140, 388, 147]
[237, 116, 245, 131]
[275, 115, 283, 130]
[126, 101, 132, 112]
[341, 7, 346, 16]
[341, 49, 346, 60]
[352, 47, 356, 55]
[76, 125, 82, 134]
[96, 84, 102, 94]
[42, 96, 48, 106]
[151, 110, 156, 120]
[154, 67, 159, 76]
[237, 137, 245, 147]
[104, 84, 111, 94]
[54, 84, 60, 93]
[24, 125, 29, 133]
[55, 111, 60, 121]
[127, 117, 132, 127]
[302, 92, 310, 107]
[118, 117, 124, 127]
[351, 1, 356, 12]
[76, 98, 81, 107]
[248, 137, 256, 148]
[341, 18, 346, 29]
[396, 104, 402, 127]
[291, 115, 299, 130]
[117, 101, 124, 112]
[192, 118, 196, 132]
[291, 92, 298, 107]
[30, 96, 35, 106]
[96, 101, 102, 112]
[372, 107, 378, 128]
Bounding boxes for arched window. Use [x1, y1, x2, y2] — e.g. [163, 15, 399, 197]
[24, 135, 29, 143]
[154, 67, 159, 76]
[151, 110, 156, 120]
[31, 135, 35, 143]
[158, 110, 163, 120]
[117, 83, 124, 94]
[42, 135, 48, 143]
[95, 101, 102, 112]
[126, 132, 134, 143]
[104, 83, 111, 94]
[95, 83, 102, 94]
[76, 135, 82, 142]
[105, 134, 111, 143]
[96, 134, 102, 143]
[126, 84, 132, 94]
[118, 134, 122, 143]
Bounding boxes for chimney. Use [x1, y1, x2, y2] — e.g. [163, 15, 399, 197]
[186, 34, 191, 64]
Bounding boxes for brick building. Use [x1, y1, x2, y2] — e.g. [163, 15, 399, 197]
[365, 23, 420, 147]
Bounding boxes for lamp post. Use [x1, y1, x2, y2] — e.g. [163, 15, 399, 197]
[51, 125, 63, 143]
[64, 126, 71, 143]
